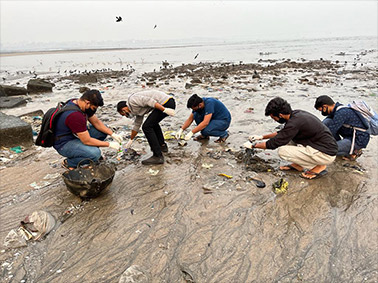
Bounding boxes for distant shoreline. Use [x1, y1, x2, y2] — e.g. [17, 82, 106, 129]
[0, 44, 204, 57]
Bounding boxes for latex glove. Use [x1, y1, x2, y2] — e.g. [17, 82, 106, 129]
[108, 141, 120, 151]
[248, 135, 263, 142]
[125, 139, 134, 149]
[243, 141, 254, 149]
[184, 131, 194, 141]
[163, 108, 175, 116]
[175, 128, 183, 140]
[111, 133, 123, 143]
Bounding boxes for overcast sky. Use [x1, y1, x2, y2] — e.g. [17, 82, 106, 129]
[1, 1, 377, 47]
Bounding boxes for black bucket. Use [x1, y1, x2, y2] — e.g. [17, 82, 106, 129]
[62, 159, 116, 199]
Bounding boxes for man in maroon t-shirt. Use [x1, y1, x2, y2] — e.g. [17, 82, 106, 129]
[53, 89, 122, 169]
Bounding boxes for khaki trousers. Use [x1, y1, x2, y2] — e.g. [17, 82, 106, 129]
[278, 145, 336, 170]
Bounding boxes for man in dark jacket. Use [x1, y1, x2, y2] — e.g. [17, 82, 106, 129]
[54, 89, 122, 170]
[314, 95, 370, 160]
[243, 97, 338, 180]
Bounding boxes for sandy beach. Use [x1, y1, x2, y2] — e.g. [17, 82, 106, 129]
[0, 38, 377, 282]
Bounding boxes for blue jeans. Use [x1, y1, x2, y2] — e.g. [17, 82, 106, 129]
[323, 118, 361, 156]
[56, 126, 107, 167]
[193, 112, 231, 138]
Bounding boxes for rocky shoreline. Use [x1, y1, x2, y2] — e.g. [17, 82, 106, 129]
[0, 55, 377, 282]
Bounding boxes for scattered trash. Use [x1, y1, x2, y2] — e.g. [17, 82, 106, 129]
[272, 178, 289, 195]
[163, 130, 176, 140]
[4, 229, 27, 248]
[248, 177, 266, 188]
[218, 173, 233, 179]
[30, 181, 51, 189]
[343, 163, 365, 172]
[244, 107, 254, 113]
[43, 173, 61, 180]
[178, 140, 187, 147]
[119, 265, 150, 283]
[21, 210, 56, 240]
[202, 184, 214, 194]
[10, 146, 23, 153]
[148, 169, 159, 176]
[202, 163, 213, 169]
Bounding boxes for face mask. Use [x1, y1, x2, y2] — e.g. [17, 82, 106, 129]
[321, 108, 328, 116]
[278, 117, 287, 124]
[125, 112, 134, 119]
[85, 107, 97, 117]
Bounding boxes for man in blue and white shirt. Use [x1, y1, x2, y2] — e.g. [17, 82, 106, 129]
[314, 95, 370, 160]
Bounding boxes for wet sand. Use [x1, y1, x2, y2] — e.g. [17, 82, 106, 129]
[0, 52, 377, 282]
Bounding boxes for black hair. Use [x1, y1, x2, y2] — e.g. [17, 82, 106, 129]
[187, 94, 203, 108]
[117, 101, 127, 112]
[314, 95, 335, 109]
[265, 97, 292, 117]
[80, 89, 104, 107]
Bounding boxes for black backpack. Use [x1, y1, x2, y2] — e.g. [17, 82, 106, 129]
[35, 101, 81, 147]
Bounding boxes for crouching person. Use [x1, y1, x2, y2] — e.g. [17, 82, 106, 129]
[54, 89, 122, 170]
[314, 95, 370, 161]
[117, 90, 176, 165]
[243, 97, 338, 180]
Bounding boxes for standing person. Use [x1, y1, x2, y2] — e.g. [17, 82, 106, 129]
[117, 90, 176, 165]
[54, 89, 122, 170]
[176, 94, 231, 143]
[243, 97, 337, 180]
[314, 95, 370, 160]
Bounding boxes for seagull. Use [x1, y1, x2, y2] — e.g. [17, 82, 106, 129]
[116, 16, 122, 22]
[153, 25, 157, 29]
[194, 53, 199, 59]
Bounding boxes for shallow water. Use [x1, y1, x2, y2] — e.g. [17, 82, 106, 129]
[0, 37, 377, 282]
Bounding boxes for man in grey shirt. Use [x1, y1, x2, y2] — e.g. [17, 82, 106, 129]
[243, 97, 337, 180]
[117, 90, 176, 165]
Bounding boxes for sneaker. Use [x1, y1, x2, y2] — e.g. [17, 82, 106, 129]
[141, 155, 164, 165]
[160, 143, 168, 153]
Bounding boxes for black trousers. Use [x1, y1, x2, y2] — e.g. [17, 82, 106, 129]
[142, 98, 176, 157]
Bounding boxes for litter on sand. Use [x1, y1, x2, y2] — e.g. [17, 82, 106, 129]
[163, 131, 176, 140]
[272, 178, 289, 195]
[218, 173, 233, 179]
[148, 169, 159, 176]
[10, 146, 23, 153]
[202, 163, 213, 169]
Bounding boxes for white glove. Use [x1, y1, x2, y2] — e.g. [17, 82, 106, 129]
[248, 135, 263, 142]
[111, 133, 123, 143]
[184, 131, 194, 141]
[175, 128, 183, 140]
[108, 141, 120, 151]
[163, 108, 176, 116]
[125, 139, 134, 149]
[243, 141, 253, 149]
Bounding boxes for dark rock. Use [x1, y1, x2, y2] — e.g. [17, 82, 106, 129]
[185, 83, 194, 89]
[18, 109, 44, 118]
[27, 79, 55, 93]
[0, 97, 28, 109]
[0, 85, 28, 96]
[79, 86, 90, 93]
[190, 78, 202, 84]
[78, 75, 97, 84]
[0, 112, 33, 147]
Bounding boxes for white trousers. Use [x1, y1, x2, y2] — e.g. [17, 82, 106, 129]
[278, 145, 336, 170]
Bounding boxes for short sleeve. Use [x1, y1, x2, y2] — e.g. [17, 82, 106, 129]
[65, 112, 87, 133]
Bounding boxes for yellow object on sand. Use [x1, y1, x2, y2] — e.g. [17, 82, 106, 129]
[163, 131, 176, 140]
[218, 173, 233, 179]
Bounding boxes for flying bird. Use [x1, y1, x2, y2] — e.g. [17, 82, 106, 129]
[116, 16, 122, 22]
[153, 25, 157, 29]
[194, 53, 199, 59]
